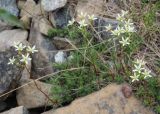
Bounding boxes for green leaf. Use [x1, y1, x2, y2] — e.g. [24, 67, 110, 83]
[0, 8, 24, 29]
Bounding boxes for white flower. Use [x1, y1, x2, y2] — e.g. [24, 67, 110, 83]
[124, 19, 136, 33]
[143, 69, 152, 79]
[124, 24, 136, 33]
[130, 73, 139, 82]
[134, 59, 146, 66]
[67, 18, 75, 26]
[78, 12, 87, 19]
[105, 24, 112, 31]
[14, 43, 26, 51]
[78, 19, 88, 28]
[8, 56, 16, 65]
[133, 64, 144, 73]
[13, 41, 20, 47]
[20, 53, 32, 65]
[88, 14, 97, 21]
[116, 10, 128, 22]
[125, 19, 134, 27]
[121, 10, 128, 17]
[111, 26, 124, 36]
[27, 45, 38, 53]
[116, 14, 125, 22]
[119, 37, 130, 46]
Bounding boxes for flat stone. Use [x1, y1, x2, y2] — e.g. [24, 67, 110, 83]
[0, 106, 29, 114]
[42, 84, 154, 114]
[16, 79, 52, 109]
[41, 0, 67, 12]
[0, 0, 19, 16]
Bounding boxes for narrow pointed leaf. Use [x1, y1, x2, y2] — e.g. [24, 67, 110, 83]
[0, 8, 25, 29]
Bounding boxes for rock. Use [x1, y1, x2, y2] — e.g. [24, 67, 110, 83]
[0, 48, 22, 100]
[0, 20, 12, 32]
[0, 106, 29, 114]
[21, 61, 31, 81]
[41, 0, 67, 12]
[20, 0, 46, 18]
[42, 84, 154, 114]
[20, 16, 31, 29]
[49, 6, 72, 28]
[53, 37, 74, 50]
[0, 29, 28, 100]
[0, 0, 19, 16]
[0, 29, 28, 51]
[38, 18, 53, 35]
[76, 0, 105, 21]
[17, 0, 26, 10]
[93, 17, 118, 40]
[29, 18, 56, 78]
[55, 51, 66, 63]
[0, 102, 7, 112]
[16, 79, 52, 108]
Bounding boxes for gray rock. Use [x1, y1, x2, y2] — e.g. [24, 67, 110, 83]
[0, 20, 12, 32]
[0, 106, 29, 114]
[41, 0, 67, 12]
[93, 17, 118, 40]
[0, 29, 28, 51]
[42, 84, 154, 114]
[29, 18, 57, 78]
[0, 29, 28, 100]
[0, 0, 19, 16]
[0, 47, 22, 100]
[49, 6, 72, 28]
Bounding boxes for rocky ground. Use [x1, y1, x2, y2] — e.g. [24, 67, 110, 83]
[0, 0, 159, 114]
